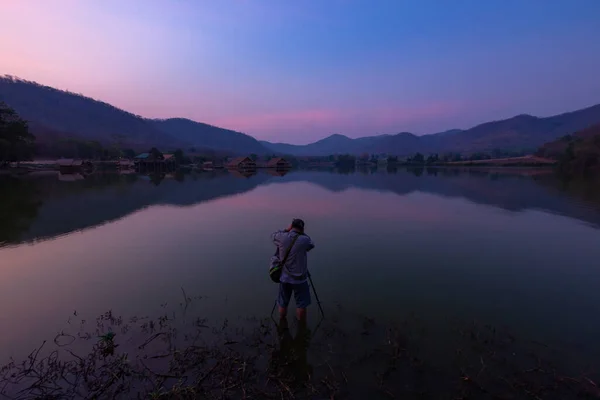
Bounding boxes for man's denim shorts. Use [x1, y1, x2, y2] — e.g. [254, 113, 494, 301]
[278, 282, 311, 309]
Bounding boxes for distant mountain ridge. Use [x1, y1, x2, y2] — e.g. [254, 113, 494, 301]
[262, 106, 600, 156]
[2, 75, 600, 157]
[0, 76, 270, 154]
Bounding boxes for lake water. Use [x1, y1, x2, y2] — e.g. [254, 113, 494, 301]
[2, 167, 600, 371]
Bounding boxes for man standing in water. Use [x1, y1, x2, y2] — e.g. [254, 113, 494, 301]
[271, 219, 315, 322]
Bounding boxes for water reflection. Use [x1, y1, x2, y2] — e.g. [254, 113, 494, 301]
[0, 176, 44, 245]
[1, 168, 600, 248]
[270, 319, 312, 385]
[2, 167, 600, 371]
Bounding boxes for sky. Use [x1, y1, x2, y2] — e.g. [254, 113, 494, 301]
[1, 0, 600, 144]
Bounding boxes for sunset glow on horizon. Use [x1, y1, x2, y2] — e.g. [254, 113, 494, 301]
[1, 0, 600, 144]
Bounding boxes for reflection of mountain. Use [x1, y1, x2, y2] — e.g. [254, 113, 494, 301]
[273, 169, 600, 227]
[3, 172, 271, 246]
[3, 168, 600, 246]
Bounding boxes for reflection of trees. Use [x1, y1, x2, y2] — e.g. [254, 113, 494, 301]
[426, 167, 438, 176]
[6, 168, 600, 248]
[174, 170, 185, 182]
[0, 177, 43, 244]
[266, 169, 288, 177]
[407, 167, 424, 177]
[1, 171, 271, 246]
[335, 166, 355, 175]
[538, 175, 600, 212]
[149, 173, 165, 186]
[228, 170, 257, 179]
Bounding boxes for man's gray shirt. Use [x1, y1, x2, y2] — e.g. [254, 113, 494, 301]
[271, 230, 315, 284]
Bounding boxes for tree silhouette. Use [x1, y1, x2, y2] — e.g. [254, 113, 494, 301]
[149, 147, 163, 160]
[408, 153, 425, 164]
[426, 154, 439, 164]
[0, 102, 35, 163]
[173, 149, 185, 164]
[122, 148, 136, 159]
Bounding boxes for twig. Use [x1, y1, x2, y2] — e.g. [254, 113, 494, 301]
[476, 356, 486, 378]
[181, 286, 190, 309]
[138, 332, 166, 350]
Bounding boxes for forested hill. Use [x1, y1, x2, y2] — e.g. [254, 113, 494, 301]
[150, 118, 267, 154]
[538, 123, 600, 174]
[0, 76, 270, 154]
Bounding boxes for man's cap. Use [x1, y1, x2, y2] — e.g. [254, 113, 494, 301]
[292, 218, 305, 230]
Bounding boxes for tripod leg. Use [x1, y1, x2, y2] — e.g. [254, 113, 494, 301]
[308, 274, 325, 318]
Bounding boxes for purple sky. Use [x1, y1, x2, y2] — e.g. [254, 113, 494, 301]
[1, 0, 599, 144]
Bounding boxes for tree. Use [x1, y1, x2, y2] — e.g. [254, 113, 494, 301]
[193, 155, 207, 164]
[469, 152, 491, 161]
[249, 153, 258, 161]
[412, 153, 425, 164]
[0, 102, 35, 163]
[426, 153, 439, 164]
[173, 149, 185, 164]
[122, 148, 136, 159]
[335, 154, 356, 169]
[76, 140, 103, 159]
[149, 147, 163, 160]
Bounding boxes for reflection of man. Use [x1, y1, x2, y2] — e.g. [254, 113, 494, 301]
[271, 318, 312, 383]
[271, 219, 315, 322]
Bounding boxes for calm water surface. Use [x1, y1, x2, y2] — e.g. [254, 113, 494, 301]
[1, 168, 600, 363]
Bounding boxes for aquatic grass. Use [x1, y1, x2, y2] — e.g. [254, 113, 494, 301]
[0, 299, 598, 399]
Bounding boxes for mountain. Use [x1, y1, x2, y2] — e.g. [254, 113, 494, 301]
[438, 107, 600, 154]
[262, 105, 600, 156]
[263, 133, 364, 155]
[0, 76, 171, 147]
[262, 133, 412, 156]
[0, 76, 270, 154]
[150, 118, 268, 154]
[2, 75, 599, 157]
[433, 129, 464, 137]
